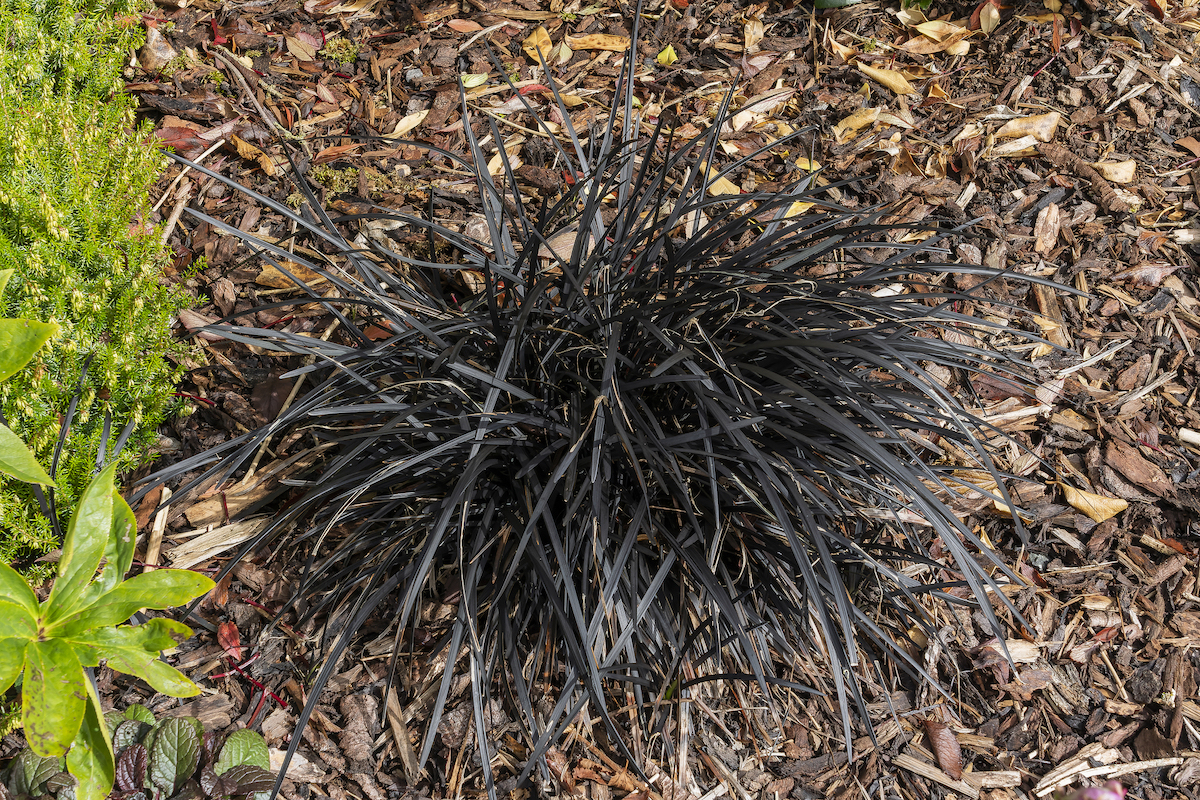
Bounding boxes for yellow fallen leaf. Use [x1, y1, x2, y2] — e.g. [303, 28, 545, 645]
[657, 44, 678, 66]
[857, 63, 915, 95]
[1059, 482, 1128, 523]
[522, 26, 553, 62]
[565, 33, 630, 51]
[833, 107, 880, 143]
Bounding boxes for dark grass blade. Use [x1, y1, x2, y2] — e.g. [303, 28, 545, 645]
[139, 41, 1064, 797]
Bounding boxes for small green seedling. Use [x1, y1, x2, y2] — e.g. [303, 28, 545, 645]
[3, 706, 274, 800]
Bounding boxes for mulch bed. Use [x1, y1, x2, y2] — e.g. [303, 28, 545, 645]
[20, 0, 1200, 798]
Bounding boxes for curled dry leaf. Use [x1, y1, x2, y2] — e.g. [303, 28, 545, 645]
[231, 135, 276, 176]
[522, 26, 553, 61]
[1059, 482, 1128, 523]
[922, 719, 963, 780]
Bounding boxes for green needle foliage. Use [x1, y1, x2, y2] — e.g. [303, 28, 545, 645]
[0, 0, 192, 574]
[141, 35, 1052, 796]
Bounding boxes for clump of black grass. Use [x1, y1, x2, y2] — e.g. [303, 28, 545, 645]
[143, 40, 1048, 797]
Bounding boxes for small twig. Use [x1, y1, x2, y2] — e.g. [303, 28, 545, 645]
[1037, 142, 1130, 214]
[160, 178, 194, 246]
[143, 486, 172, 571]
[211, 44, 310, 155]
[151, 137, 225, 215]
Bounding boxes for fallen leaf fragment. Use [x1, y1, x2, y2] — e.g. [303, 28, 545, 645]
[980, 3, 1000, 32]
[286, 34, 318, 61]
[996, 111, 1061, 142]
[176, 308, 225, 341]
[257, 261, 329, 289]
[657, 44, 678, 66]
[990, 135, 1041, 157]
[1089, 160, 1136, 183]
[565, 33, 630, 51]
[1059, 482, 1128, 523]
[447, 18, 483, 32]
[386, 110, 429, 138]
[833, 107, 881, 142]
[1034, 203, 1061, 253]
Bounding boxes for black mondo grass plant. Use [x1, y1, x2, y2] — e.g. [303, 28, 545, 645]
[144, 44, 1049, 795]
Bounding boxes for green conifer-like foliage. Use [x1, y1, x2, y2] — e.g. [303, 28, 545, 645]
[0, 0, 191, 574]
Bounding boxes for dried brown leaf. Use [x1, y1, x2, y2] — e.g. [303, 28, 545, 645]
[922, 720, 963, 779]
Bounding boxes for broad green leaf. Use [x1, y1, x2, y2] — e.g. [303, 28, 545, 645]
[0, 269, 13, 298]
[214, 730, 271, 774]
[52, 569, 215, 636]
[65, 490, 144, 617]
[218, 763, 275, 794]
[110, 490, 138, 584]
[0, 637, 28, 694]
[104, 710, 126, 736]
[0, 592, 38, 633]
[23, 639, 86, 758]
[0, 317, 59, 383]
[149, 717, 202, 797]
[112, 718, 150, 751]
[45, 463, 119, 624]
[10, 748, 62, 796]
[0, 424, 55, 485]
[67, 678, 117, 800]
[65, 619, 201, 697]
[125, 704, 156, 725]
[0, 557, 40, 615]
[0, 598, 37, 692]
